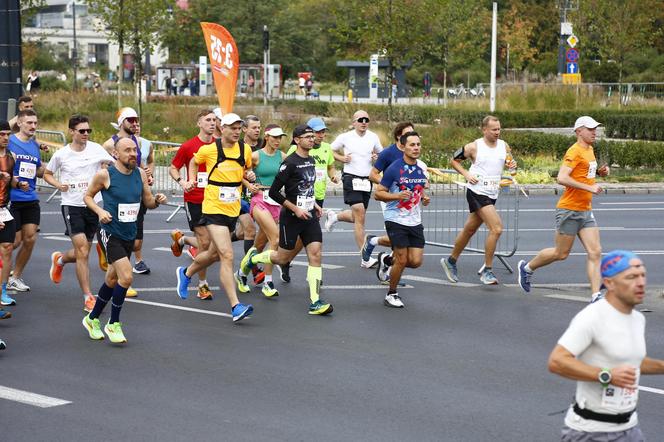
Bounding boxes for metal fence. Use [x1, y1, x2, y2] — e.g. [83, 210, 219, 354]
[423, 168, 520, 273]
[151, 140, 186, 221]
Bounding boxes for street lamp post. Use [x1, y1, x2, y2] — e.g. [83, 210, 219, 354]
[72, 0, 78, 90]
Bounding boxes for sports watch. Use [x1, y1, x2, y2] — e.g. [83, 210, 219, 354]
[598, 368, 612, 387]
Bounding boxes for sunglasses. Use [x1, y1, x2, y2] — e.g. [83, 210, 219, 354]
[125, 117, 139, 124]
[355, 117, 370, 123]
[77, 128, 93, 134]
[298, 135, 315, 139]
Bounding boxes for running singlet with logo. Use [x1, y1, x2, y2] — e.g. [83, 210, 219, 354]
[269, 152, 317, 217]
[287, 142, 334, 201]
[100, 166, 143, 241]
[557, 142, 597, 212]
[9, 134, 41, 202]
[171, 136, 208, 204]
[0, 153, 15, 208]
[380, 158, 428, 226]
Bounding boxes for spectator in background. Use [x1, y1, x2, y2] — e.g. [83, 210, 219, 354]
[26, 71, 40, 95]
[165, 76, 172, 96]
[171, 77, 178, 96]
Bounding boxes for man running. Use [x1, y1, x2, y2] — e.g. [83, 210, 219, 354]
[239, 124, 332, 316]
[175, 113, 254, 323]
[0, 121, 17, 323]
[8, 96, 33, 133]
[7, 109, 44, 293]
[441, 116, 516, 285]
[548, 250, 664, 440]
[43, 114, 114, 312]
[81, 137, 166, 343]
[169, 109, 217, 300]
[325, 110, 383, 268]
[518, 116, 608, 299]
[374, 131, 429, 308]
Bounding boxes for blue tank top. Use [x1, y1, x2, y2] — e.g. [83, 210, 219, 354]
[101, 165, 143, 241]
[111, 134, 142, 166]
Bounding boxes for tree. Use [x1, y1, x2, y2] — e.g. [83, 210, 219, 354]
[500, 3, 538, 73]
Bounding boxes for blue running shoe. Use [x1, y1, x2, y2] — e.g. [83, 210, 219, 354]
[232, 303, 253, 322]
[361, 235, 376, 262]
[1, 294, 16, 306]
[517, 260, 532, 293]
[440, 257, 459, 283]
[0, 308, 11, 320]
[176, 266, 191, 299]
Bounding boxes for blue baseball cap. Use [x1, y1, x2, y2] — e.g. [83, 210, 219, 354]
[601, 250, 640, 278]
[307, 117, 327, 132]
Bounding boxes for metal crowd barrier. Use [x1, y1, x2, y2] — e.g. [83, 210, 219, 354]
[35, 129, 67, 202]
[151, 140, 186, 222]
[423, 168, 520, 272]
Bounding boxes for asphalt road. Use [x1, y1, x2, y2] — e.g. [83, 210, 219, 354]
[2, 192, 664, 441]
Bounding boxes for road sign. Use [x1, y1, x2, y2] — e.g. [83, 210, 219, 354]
[566, 62, 579, 74]
[566, 48, 579, 63]
[562, 74, 581, 85]
[567, 35, 578, 48]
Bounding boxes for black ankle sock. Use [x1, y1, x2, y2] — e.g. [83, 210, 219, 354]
[448, 257, 457, 265]
[244, 240, 254, 254]
[384, 255, 393, 266]
[230, 232, 238, 242]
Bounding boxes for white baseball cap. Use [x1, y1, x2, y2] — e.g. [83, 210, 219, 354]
[220, 112, 242, 126]
[116, 107, 138, 126]
[573, 116, 601, 130]
[212, 107, 223, 121]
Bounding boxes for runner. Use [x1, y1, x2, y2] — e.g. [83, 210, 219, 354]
[81, 137, 167, 343]
[168, 109, 217, 300]
[373, 131, 429, 308]
[440, 116, 516, 285]
[131, 123, 155, 275]
[43, 114, 114, 312]
[239, 124, 332, 316]
[548, 250, 664, 440]
[0, 120, 17, 324]
[279, 116, 339, 283]
[518, 116, 608, 299]
[175, 113, 254, 323]
[8, 96, 33, 133]
[7, 109, 44, 292]
[325, 110, 383, 268]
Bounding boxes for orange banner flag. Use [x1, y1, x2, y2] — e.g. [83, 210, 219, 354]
[200, 22, 239, 114]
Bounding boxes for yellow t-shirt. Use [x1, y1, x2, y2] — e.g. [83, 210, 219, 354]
[194, 141, 252, 216]
[556, 142, 597, 212]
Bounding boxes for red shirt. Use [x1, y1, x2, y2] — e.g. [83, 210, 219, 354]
[171, 135, 209, 204]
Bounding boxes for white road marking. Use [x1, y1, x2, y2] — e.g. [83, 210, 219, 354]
[541, 294, 588, 303]
[125, 298, 233, 318]
[639, 386, 664, 395]
[321, 250, 664, 257]
[0, 385, 72, 408]
[400, 275, 480, 288]
[601, 202, 664, 205]
[289, 260, 344, 270]
[43, 236, 73, 242]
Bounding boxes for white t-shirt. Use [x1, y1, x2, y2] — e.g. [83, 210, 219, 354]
[467, 138, 507, 200]
[558, 298, 646, 433]
[331, 129, 383, 177]
[46, 142, 115, 206]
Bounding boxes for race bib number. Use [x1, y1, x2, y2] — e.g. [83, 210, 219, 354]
[118, 203, 140, 223]
[262, 190, 279, 206]
[601, 370, 639, 411]
[218, 186, 240, 203]
[352, 178, 371, 192]
[296, 195, 315, 211]
[0, 208, 13, 222]
[315, 169, 326, 182]
[18, 162, 36, 180]
[197, 172, 208, 188]
[587, 161, 597, 179]
[478, 175, 501, 193]
[67, 180, 89, 193]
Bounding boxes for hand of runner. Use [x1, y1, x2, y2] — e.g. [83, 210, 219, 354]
[155, 193, 167, 205]
[330, 174, 340, 184]
[371, 152, 378, 162]
[589, 183, 603, 194]
[98, 210, 113, 224]
[58, 183, 69, 192]
[17, 181, 29, 191]
[314, 204, 323, 219]
[244, 170, 256, 182]
[422, 193, 430, 206]
[246, 182, 260, 195]
[610, 365, 638, 389]
[293, 206, 312, 220]
[341, 153, 352, 163]
[398, 190, 412, 201]
[464, 173, 478, 185]
[597, 164, 610, 177]
[0, 221, 4, 229]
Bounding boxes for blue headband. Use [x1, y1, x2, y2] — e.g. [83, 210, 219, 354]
[601, 250, 639, 278]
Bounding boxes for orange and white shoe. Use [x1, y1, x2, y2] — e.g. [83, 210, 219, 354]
[185, 246, 198, 260]
[50, 251, 64, 284]
[170, 229, 184, 257]
[197, 284, 213, 300]
[84, 294, 96, 313]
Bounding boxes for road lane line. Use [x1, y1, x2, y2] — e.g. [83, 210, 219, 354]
[601, 202, 664, 205]
[639, 386, 664, 395]
[125, 298, 233, 318]
[0, 386, 72, 408]
[401, 275, 480, 288]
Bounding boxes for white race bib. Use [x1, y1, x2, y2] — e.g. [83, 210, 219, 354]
[352, 178, 371, 192]
[601, 385, 639, 411]
[218, 186, 240, 203]
[118, 203, 140, 222]
[587, 161, 597, 179]
[478, 175, 501, 193]
[296, 195, 315, 211]
[67, 180, 89, 193]
[196, 172, 208, 188]
[0, 208, 13, 222]
[18, 162, 36, 179]
[315, 169, 325, 182]
[262, 190, 279, 206]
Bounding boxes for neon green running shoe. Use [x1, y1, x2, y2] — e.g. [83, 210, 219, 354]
[308, 299, 333, 315]
[261, 281, 279, 298]
[104, 321, 127, 344]
[82, 314, 104, 340]
[234, 269, 251, 293]
[239, 247, 257, 275]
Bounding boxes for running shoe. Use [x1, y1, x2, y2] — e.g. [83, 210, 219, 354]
[232, 303, 253, 322]
[96, 242, 108, 272]
[308, 299, 333, 315]
[441, 257, 459, 283]
[590, 291, 604, 303]
[234, 269, 250, 293]
[361, 234, 377, 262]
[239, 246, 258, 275]
[49, 251, 64, 284]
[7, 276, 29, 292]
[133, 261, 151, 274]
[1, 294, 16, 306]
[517, 260, 532, 293]
[324, 209, 338, 232]
[261, 281, 279, 298]
[360, 257, 378, 269]
[277, 263, 291, 283]
[480, 268, 499, 285]
[376, 252, 391, 282]
[197, 284, 213, 300]
[0, 308, 11, 320]
[170, 229, 184, 257]
[252, 266, 265, 285]
[84, 294, 96, 313]
[104, 321, 127, 343]
[0, 338, 5, 350]
[126, 287, 138, 298]
[384, 293, 405, 308]
[185, 246, 198, 260]
[176, 266, 191, 299]
[82, 314, 104, 340]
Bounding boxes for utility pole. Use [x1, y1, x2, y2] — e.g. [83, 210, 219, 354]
[263, 25, 269, 105]
[72, 1, 78, 91]
[489, 2, 497, 112]
[557, 0, 578, 78]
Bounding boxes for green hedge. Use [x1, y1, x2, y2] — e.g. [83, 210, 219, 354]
[603, 114, 664, 141]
